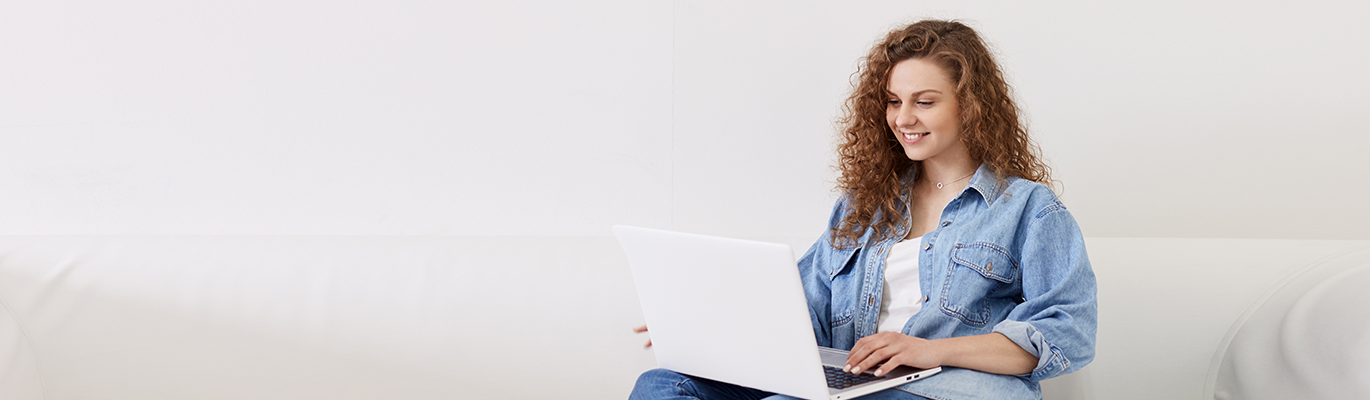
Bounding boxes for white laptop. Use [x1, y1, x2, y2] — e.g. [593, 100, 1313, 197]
[614, 225, 941, 400]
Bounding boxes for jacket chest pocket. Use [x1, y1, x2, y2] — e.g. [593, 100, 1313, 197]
[939, 242, 1020, 327]
[828, 248, 861, 327]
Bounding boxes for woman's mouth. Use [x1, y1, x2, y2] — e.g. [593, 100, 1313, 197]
[902, 132, 929, 142]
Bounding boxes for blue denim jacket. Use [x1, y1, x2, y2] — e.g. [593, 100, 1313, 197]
[797, 164, 1097, 400]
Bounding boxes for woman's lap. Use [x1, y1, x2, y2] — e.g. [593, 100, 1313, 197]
[630, 369, 771, 400]
[630, 368, 930, 400]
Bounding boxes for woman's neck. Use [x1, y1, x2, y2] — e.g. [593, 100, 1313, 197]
[919, 155, 979, 186]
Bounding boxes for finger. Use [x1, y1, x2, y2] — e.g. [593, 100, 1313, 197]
[874, 361, 893, 377]
[844, 341, 869, 373]
[875, 352, 913, 377]
[844, 335, 879, 372]
[873, 354, 904, 377]
[853, 347, 893, 375]
[845, 334, 892, 373]
[633, 325, 652, 348]
[632, 325, 652, 348]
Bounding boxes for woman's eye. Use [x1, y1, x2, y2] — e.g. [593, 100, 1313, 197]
[916, 101, 934, 106]
[887, 99, 901, 106]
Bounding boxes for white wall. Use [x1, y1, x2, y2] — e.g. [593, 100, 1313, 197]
[3, 0, 1369, 239]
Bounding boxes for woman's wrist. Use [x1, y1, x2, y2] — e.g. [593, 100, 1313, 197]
[922, 337, 952, 367]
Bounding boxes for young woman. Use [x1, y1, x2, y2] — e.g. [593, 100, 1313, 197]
[632, 20, 1097, 400]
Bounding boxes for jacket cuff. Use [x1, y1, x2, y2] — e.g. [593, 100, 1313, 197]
[992, 319, 1071, 381]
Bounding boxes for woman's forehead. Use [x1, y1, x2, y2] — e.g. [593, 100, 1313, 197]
[887, 59, 955, 94]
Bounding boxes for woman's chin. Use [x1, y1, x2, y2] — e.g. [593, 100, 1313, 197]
[901, 148, 932, 162]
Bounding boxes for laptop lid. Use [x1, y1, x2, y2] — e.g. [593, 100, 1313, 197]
[614, 225, 833, 399]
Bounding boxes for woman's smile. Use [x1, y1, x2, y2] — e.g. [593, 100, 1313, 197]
[900, 132, 929, 144]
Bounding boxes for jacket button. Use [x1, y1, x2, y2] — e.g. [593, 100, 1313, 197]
[923, 243, 932, 251]
[941, 221, 950, 227]
[868, 297, 875, 306]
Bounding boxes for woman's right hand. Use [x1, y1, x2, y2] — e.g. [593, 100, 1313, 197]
[633, 325, 652, 348]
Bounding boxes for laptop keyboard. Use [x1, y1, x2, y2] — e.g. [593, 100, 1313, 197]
[823, 365, 886, 389]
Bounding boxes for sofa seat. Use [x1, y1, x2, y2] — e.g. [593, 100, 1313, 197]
[1, 236, 1367, 399]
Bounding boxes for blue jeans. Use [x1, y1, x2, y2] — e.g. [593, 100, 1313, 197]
[629, 368, 930, 400]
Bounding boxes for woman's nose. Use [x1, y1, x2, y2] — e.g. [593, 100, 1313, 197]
[896, 104, 917, 128]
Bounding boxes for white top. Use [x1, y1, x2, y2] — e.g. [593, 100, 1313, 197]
[877, 236, 925, 333]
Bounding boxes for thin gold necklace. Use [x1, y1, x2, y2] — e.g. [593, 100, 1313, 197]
[933, 170, 976, 189]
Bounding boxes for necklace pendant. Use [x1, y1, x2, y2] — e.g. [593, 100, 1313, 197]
[935, 182, 945, 189]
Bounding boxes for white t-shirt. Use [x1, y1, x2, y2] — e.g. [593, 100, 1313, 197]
[877, 236, 924, 333]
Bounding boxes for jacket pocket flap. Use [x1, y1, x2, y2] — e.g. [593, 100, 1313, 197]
[951, 243, 1019, 283]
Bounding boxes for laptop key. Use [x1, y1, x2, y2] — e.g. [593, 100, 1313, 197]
[822, 365, 887, 389]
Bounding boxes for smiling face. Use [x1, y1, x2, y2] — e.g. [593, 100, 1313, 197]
[886, 58, 967, 163]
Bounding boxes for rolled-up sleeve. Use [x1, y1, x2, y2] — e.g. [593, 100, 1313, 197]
[994, 198, 1097, 381]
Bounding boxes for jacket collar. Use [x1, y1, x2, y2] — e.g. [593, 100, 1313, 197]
[965, 163, 1005, 206]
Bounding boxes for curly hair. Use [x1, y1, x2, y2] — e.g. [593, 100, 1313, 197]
[831, 20, 1052, 248]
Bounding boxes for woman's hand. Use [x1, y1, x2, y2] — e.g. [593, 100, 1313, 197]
[633, 325, 652, 348]
[844, 332, 942, 376]
[846, 332, 1038, 376]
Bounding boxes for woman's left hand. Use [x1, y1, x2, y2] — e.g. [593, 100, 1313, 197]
[844, 332, 943, 376]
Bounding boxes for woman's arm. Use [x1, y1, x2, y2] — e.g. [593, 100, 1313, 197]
[844, 331, 1036, 376]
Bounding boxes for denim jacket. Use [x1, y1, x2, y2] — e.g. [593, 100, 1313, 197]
[796, 164, 1097, 400]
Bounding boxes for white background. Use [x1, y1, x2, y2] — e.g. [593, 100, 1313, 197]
[3, 0, 1369, 240]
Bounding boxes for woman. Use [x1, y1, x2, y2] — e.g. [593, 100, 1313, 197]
[632, 20, 1096, 400]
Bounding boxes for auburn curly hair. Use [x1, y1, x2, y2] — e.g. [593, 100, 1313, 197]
[831, 20, 1051, 248]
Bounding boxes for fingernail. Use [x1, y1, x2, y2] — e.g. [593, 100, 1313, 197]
[875, 369, 883, 376]
[851, 367, 861, 374]
[843, 364, 851, 373]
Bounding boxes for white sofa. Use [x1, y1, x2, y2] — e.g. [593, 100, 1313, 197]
[2, 235, 1367, 399]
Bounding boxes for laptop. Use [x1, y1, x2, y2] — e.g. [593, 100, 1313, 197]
[614, 225, 941, 400]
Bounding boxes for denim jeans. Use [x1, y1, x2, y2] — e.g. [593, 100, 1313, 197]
[629, 368, 931, 400]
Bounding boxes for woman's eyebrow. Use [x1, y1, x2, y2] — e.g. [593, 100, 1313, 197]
[886, 89, 943, 96]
